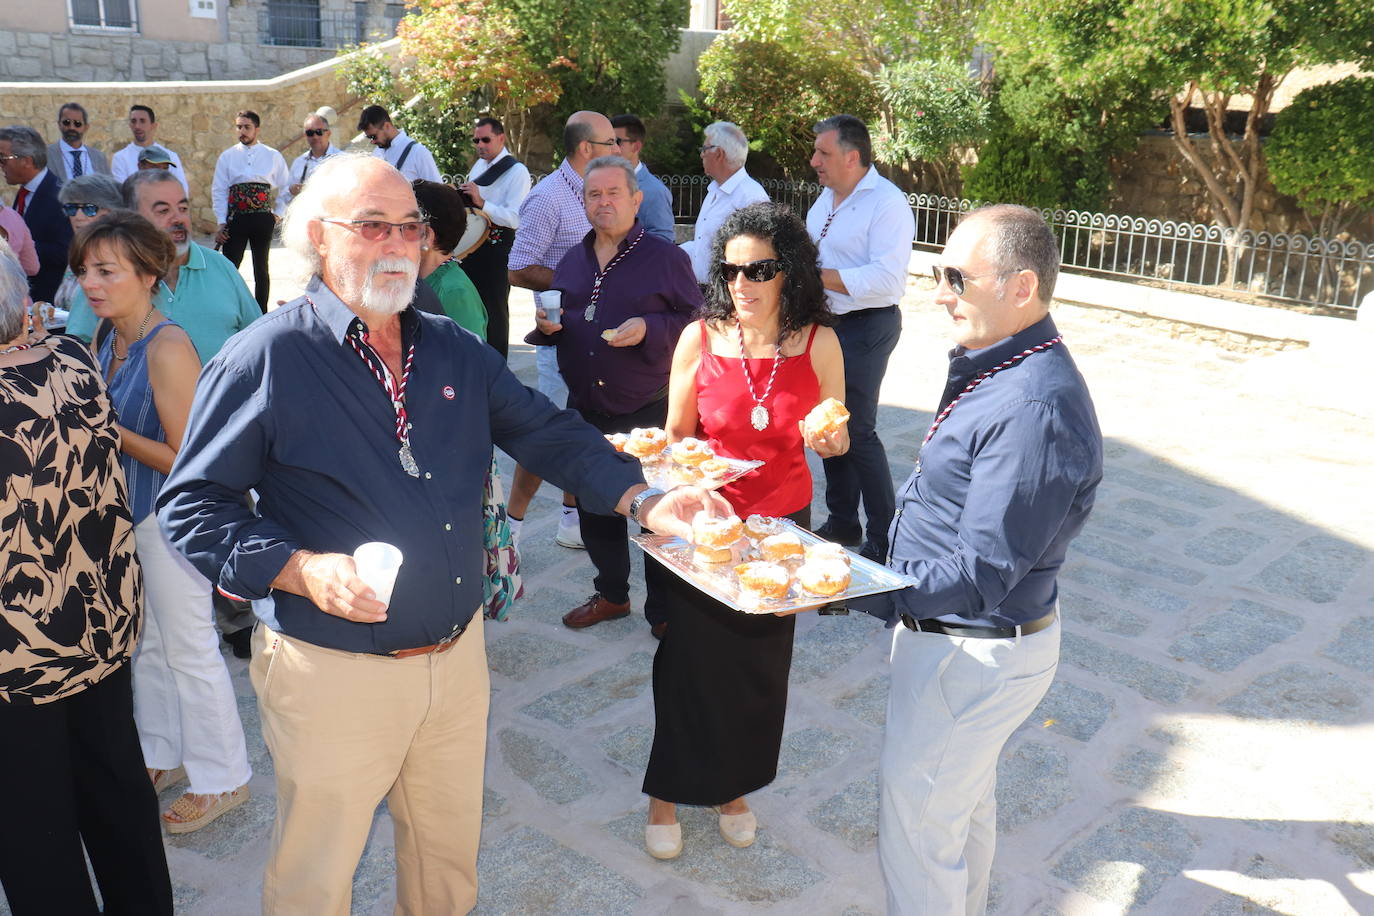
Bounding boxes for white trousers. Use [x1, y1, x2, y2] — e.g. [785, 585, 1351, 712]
[535, 345, 568, 408]
[879, 618, 1061, 916]
[131, 515, 252, 794]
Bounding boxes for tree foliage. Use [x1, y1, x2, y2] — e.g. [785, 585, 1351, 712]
[1268, 76, 1374, 239]
[876, 58, 989, 197]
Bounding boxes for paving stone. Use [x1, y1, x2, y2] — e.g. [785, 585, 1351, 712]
[1062, 633, 1200, 704]
[1235, 507, 1305, 537]
[808, 771, 879, 852]
[1060, 563, 1190, 614]
[1071, 534, 1205, 585]
[1060, 589, 1149, 637]
[605, 807, 823, 903]
[483, 787, 509, 822]
[1087, 513, 1156, 540]
[1183, 526, 1270, 567]
[1107, 467, 1225, 509]
[1027, 679, 1115, 742]
[1321, 616, 1374, 673]
[486, 630, 586, 681]
[1167, 599, 1301, 672]
[1255, 534, 1367, 604]
[237, 691, 273, 777]
[474, 825, 641, 915]
[172, 884, 205, 911]
[996, 741, 1073, 832]
[601, 723, 655, 772]
[1051, 807, 1198, 906]
[498, 729, 596, 804]
[790, 612, 885, 684]
[519, 652, 653, 727]
[166, 792, 274, 858]
[351, 835, 397, 913]
[1219, 663, 1364, 725]
[777, 726, 857, 782]
[832, 672, 890, 728]
[1110, 746, 1186, 795]
[1117, 497, 1202, 528]
[1326, 821, 1374, 869]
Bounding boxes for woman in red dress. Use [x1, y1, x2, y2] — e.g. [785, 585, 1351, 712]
[642, 202, 848, 859]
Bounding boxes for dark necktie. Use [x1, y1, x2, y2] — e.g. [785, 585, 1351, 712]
[14, 187, 28, 216]
[71, 150, 84, 178]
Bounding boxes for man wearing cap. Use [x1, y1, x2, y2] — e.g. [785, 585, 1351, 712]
[45, 103, 111, 182]
[112, 105, 189, 193]
[281, 114, 340, 208]
[137, 146, 176, 172]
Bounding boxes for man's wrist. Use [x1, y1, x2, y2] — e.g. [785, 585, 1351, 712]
[628, 486, 666, 524]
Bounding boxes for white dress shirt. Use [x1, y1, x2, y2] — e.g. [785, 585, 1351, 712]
[111, 142, 189, 192]
[805, 165, 915, 315]
[467, 149, 531, 229]
[211, 141, 291, 224]
[373, 130, 442, 183]
[281, 145, 341, 206]
[680, 167, 769, 282]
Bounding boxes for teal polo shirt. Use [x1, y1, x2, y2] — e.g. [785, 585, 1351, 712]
[66, 242, 261, 363]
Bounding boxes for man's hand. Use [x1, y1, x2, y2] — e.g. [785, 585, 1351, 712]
[534, 307, 563, 335]
[819, 267, 849, 295]
[637, 486, 734, 540]
[288, 183, 303, 196]
[215, 224, 230, 245]
[460, 181, 485, 209]
[605, 316, 646, 347]
[800, 419, 850, 458]
[273, 550, 389, 623]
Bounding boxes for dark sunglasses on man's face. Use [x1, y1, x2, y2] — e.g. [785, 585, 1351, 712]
[721, 258, 783, 283]
[62, 203, 101, 217]
[304, 128, 328, 137]
[61, 119, 85, 128]
[932, 264, 1009, 296]
[471, 135, 493, 144]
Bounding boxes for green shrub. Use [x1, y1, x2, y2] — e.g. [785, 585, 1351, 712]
[1268, 76, 1374, 238]
[876, 59, 989, 197]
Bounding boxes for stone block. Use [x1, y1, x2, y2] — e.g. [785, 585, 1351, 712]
[777, 726, 857, 783]
[1183, 526, 1270, 567]
[1071, 534, 1205, 586]
[833, 673, 889, 728]
[27, 31, 51, 49]
[996, 740, 1073, 832]
[1086, 514, 1156, 540]
[486, 630, 585, 682]
[1255, 534, 1367, 604]
[1219, 663, 1364, 725]
[476, 826, 641, 915]
[790, 611, 884, 684]
[351, 834, 397, 912]
[483, 787, 509, 822]
[1167, 599, 1301, 672]
[1107, 467, 1225, 509]
[4, 58, 43, 78]
[1110, 746, 1185, 795]
[172, 884, 205, 912]
[1062, 633, 1200, 704]
[1026, 679, 1114, 742]
[518, 651, 652, 727]
[1326, 821, 1374, 870]
[1061, 563, 1190, 614]
[605, 807, 823, 903]
[0, 31, 17, 55]
[1322, 616, 1374, 673]
[497, 729, 596, 804]
[808, 771, 879, 852]
[1060, 589, 1148, 637]
[1235, 507, 1303, 537]
[600, 723, 654, 771]
[1051, 808, 1197, 906]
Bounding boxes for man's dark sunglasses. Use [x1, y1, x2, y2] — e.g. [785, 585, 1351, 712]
[61, 119, 85, 128]
[932, 264, 1010, 296]
[471, 136, 494, 144]
[721, 258, 783, 282]
[304, 128, 329, 137]
[62, 203, 101, 217]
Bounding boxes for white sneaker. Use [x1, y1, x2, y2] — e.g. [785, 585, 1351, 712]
[555, 509, 585, 549]
[508, 516, 523, 546]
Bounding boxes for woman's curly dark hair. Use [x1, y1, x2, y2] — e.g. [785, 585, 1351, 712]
[702, 201, 832, 342]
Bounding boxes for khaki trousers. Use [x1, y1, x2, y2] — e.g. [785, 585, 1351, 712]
[250, 616, 489, 915]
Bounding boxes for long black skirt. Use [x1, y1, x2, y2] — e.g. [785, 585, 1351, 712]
[642, 507, 809, 805]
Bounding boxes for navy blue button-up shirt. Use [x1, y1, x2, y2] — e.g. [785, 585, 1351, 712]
[856, 314, 1103, 628]
[157, 277, 644, 653]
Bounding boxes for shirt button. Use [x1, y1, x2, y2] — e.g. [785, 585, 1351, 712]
[597, 379, 606, 387]
[424, 472, 432, 479]
[444, 523, 452, 531]
[454, 576, 462, 585]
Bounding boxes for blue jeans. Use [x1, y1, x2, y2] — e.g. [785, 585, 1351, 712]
[822, 305, 901, 555]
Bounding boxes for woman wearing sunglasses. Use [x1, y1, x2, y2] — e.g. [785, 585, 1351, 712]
[642, 201, 848, 859]
[54, 173, 124, 312]
[79, 211, 253, 834]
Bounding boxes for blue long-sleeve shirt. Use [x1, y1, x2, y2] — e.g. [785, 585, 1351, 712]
[636, 163, 677, 243]
[157, 277, 644, 653]
[855, 315, 1103, 628]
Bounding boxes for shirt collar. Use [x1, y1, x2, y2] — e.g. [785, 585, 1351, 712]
[950, 313, 1060, 376]
[581, 220, 646, 256]
[717, 167, 750, 194]
[23, 169, 48, 194]
[306, 275, 422, 345]
[61, 141, 86, 153]
[488, 149, 510, 166]
[305, 145, 339, 161]
[184, 242, 208, 272]
[557, 158, 583, 193]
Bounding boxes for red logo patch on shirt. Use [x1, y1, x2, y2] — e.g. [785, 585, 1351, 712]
[442, 385, 455, 400]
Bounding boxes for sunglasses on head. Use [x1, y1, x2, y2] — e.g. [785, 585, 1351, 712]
[720, 258, 783, 283]
[932, 265, 1012, 296]
[61, 119, 85, 128]
[304, 128, 328, 137]
[318, 217, 427, 242]
[471, 135, 493, 144]
[62, 203, 101, 217]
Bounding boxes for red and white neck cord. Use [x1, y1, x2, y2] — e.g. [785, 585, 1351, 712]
[347, 321, 420, 477]
[817, 208, 838, 242]
[916, 336, 1063, 470]
[0, 343, 33, 355]
[585, 226, 645, 322]
[736, 321, 784, 430]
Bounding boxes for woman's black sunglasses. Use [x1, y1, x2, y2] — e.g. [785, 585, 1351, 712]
[720, 258, 783, 282]
[62, 203, 101, 217]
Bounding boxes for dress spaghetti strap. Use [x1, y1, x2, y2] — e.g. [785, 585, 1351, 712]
[804, 323, 820, 354]
[698, 317, 709, 349]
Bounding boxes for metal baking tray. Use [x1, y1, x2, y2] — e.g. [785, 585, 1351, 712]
[632, 519, 917, 615]
[634, 453, 764, 492]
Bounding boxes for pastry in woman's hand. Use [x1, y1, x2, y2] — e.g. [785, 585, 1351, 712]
[803, 397, 850, 439]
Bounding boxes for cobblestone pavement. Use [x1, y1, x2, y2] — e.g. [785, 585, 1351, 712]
[10, 252, 1369, 916]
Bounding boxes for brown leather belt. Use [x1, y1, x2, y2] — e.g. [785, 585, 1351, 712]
[385, 621, 469, 659]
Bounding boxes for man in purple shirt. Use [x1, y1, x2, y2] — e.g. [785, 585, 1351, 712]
[532, 156, 701, 631]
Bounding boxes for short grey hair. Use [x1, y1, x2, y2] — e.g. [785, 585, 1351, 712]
[0, 126, 46, 169]
[584, 156, 639, 195]
[59, 102, 90, 124]
[281, 151, 399, 281]
[704, 121, 748, 169]
[59, 173, 124, 211]
[121, 169, 183, 209]
[0, 240, 29, 343]
[963, 204, 1061, 304]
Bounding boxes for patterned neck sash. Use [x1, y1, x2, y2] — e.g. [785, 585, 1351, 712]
[817, 208, 839, 242]
[916, 335, 1063, 472]
[585, 226, 645, 322]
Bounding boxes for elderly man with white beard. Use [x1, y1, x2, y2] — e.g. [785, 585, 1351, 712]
[156, 153, 725, 915]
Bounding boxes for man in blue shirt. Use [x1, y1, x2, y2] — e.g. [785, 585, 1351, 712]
[157, 153, 719, 915]
[610, 114, 676, 243]
[854, 204, 1103, 915]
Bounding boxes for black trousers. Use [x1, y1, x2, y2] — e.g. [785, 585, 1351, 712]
[571, 395, 672, 623]
[0, 664, 173, 915]
[222, 210, 275, 312]
[459, 232, 514, 358]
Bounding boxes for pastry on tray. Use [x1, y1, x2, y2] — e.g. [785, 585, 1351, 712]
[758, 531, 804, 562]
[797, 558, 851, 597]
[693, 513, 744, 548]
[625, 427, 667, 458]
[734, 561, 792, 601]
[743, 514, 784, 541]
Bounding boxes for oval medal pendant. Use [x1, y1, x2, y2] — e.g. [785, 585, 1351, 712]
[399, 444, 420, 477]
[750, 405, 770, 431]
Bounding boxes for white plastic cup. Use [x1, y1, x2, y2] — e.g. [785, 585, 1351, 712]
[353, 542, 403, 606]
[541, 289, 562, 325]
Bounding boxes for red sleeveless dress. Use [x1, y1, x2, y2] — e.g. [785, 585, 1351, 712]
[694, 320, 820, 518]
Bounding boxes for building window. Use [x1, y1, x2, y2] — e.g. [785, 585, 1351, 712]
[69, 0, 138, 30]
[266, 0, 322, 48]
[190, 0, 216, 19]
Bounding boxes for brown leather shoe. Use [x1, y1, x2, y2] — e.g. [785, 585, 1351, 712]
[650, 622, 668, 640]
[562, 594, 631, 629]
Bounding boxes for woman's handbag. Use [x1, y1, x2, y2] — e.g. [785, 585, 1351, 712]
[482, 457, 523, 620]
